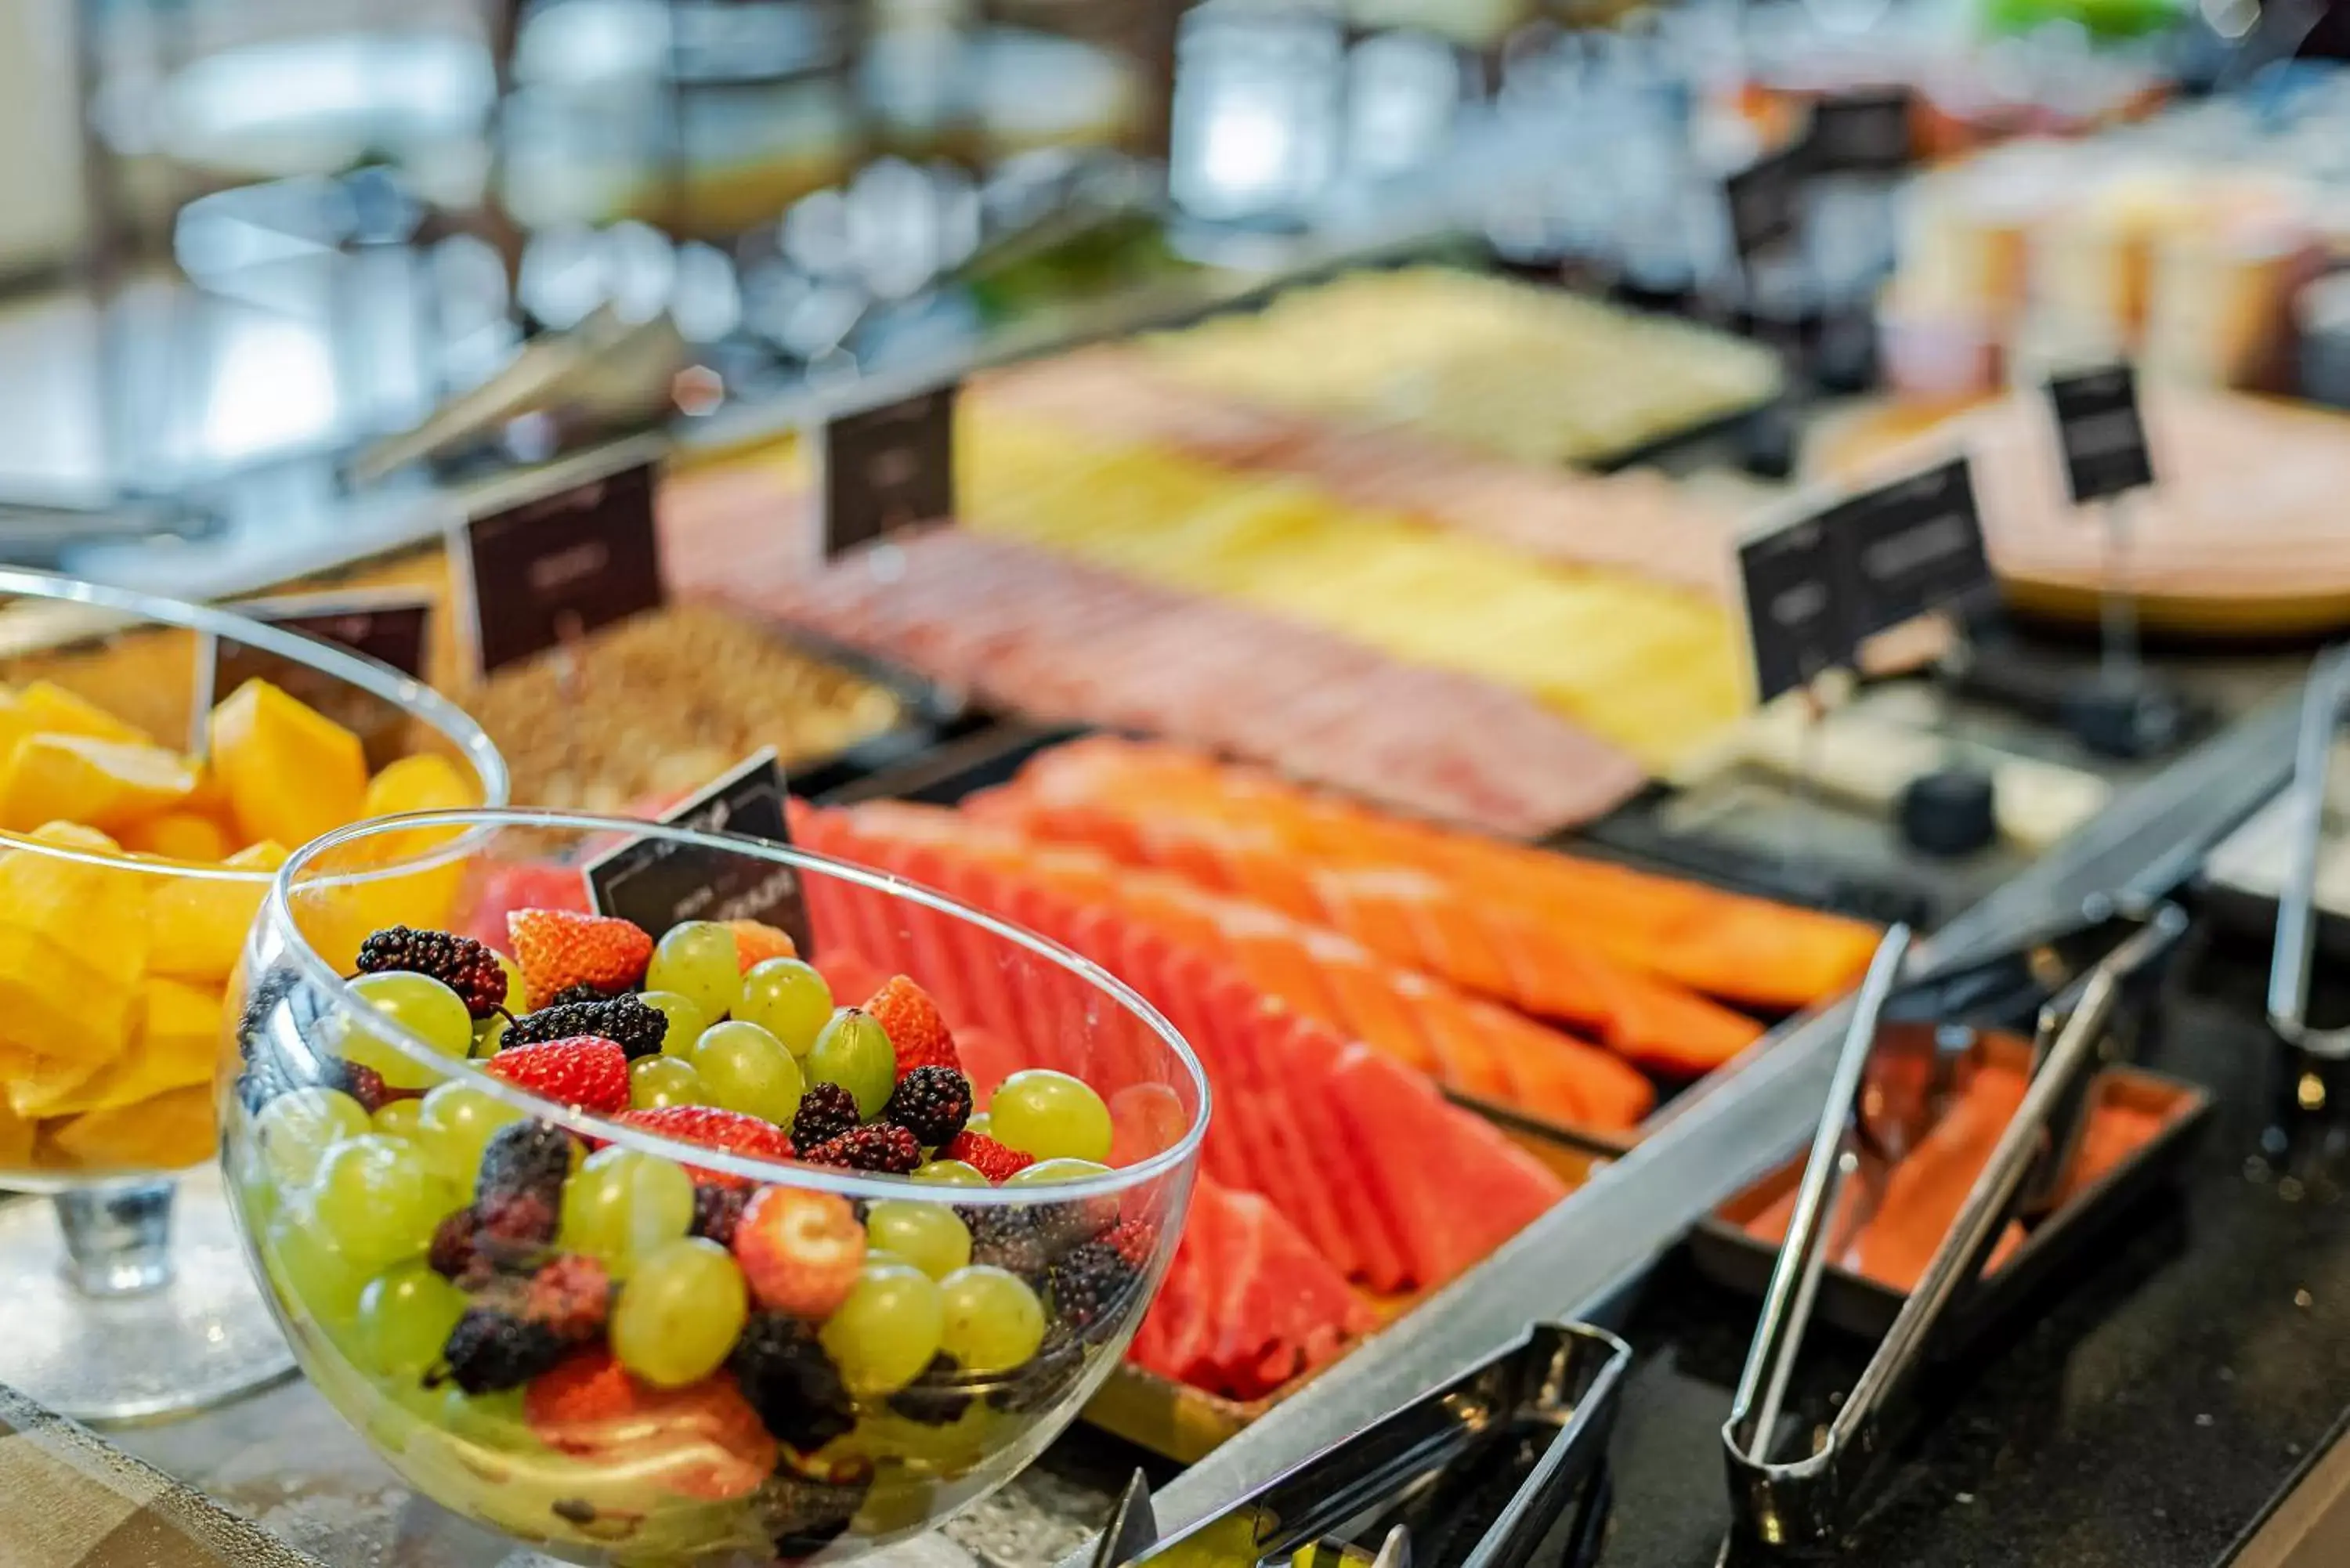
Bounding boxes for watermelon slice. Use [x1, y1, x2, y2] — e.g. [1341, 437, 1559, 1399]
[1325, 1043, 1570, 1287]
[1206, 973, 1360, 1284]
[1261, 1010, 1412, 1294]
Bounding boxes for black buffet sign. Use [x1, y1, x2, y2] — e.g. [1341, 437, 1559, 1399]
[193, 587, 436, 768]
[1725, 143, 1805, 263]
[1737, 457, 1992, 703]
[2047, 364, 2155, 507]
[823, 383, 958, 560]
[584, 749, 814, 955]
[457, 459, 663, 677]
[1801, 89, 1917, 175]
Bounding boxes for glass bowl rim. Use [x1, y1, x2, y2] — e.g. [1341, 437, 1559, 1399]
[0, 565, 512, 883]
[263, 804, 1213, 1206]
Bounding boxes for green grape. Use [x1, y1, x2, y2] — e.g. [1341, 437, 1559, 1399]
[1004, 1158, 1112, 1187]
[638, 990, 713, 1057]
[990, 1070, 1113, 1164]
[358, 1263, 468, 1379]
[937, 1266, 1047, 1376]
[733, 959, 834, 1057]
[493, 949, 530, 1013]
[417, 1082, 524, 1185]
[312, 1135, 448, 1273]
[864, 1201, 971, 1280]
[339, 972, 475, 1090]
[808, 1009, 897, 1119]
[646, 921, 742, 1020]
[819, 1259, 945, 1398]
[371, 1098, 425, 1142]
[689, 1021, 803, 1123]
[630, 1055, 703, 1110]
[559, 1147, 695, 1276]
[911, 1160, 989, 1187]
[609, 1238, 749, 1387]
[266, 1203, 372, 1331]
[436, 1386, 542, 1453]
[257, 1087, 371, 1188]
[471, 1013, 510, 1059]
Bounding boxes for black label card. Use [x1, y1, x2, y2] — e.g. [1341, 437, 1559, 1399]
[1726, 144, 1805, 263]
[583, 749, 813, 953]
[195, 588, 436, 768]
[1835, 457, 1993, 640]
[2047, 364, 2154, 505]
[1739, 514, 1856, 703]
[823, 385, 957, 560]
[460, 460, 664, 677]
[1802, 89, 1916, 175]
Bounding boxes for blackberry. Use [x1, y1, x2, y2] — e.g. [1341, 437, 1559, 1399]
[522, 1254, 611, 1343]
[1033, 1194, 1119, 1257]
[881, 1068, 972, 1148]
[234, 969, 302, 1063]
[1047, 1241, 1136, 1329]
[729, 1313, 856, 1452]
[802, 1124, 920, 1175]
[691, 1184, 750, 1248]
[964, 1209, 1049, 1284]
[790, 1084, 860, 1150]
[438, 1309, 565, 1393]
[356, 926, 508, 1018]
[886, 1354, 973, 1426]
[503, 994, 666, 1060]
[988, 1323, 1083, 1414]
[427, 1208, 482, 1280]
[472, 1122, 575, 1249]
[544, 981, 613, 1007]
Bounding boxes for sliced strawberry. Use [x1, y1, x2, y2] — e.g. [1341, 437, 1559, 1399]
[726, 919, 798, 973]
[732, 1186, 866, 1317]
[862, 974, 961, 1079]
[484, 1036, 629, 1114]
[939, 1130, 1033, 1183]
[524, 1350, 774, 1501]
[615, 1106, 795, 1188]
[507, 909, 653, 1002]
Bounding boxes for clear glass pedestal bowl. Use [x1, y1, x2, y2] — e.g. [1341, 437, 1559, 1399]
[222, 808, 1206, 1565]
[0, 568, 508, 1422]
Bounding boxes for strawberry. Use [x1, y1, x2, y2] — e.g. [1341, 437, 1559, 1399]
[863, 975, 960, 1080]
[732, 1186, 866, 1318]
[484, 1037, 629, 1113]
[615, 1106, 794, 1188]
[525, 1349, 774, 1501]
[507, 909, 653, 1003]
[1102, 1219, 1157, 1270]
[726, 919, 798, 973]
[940, 1130, 1033, 1183]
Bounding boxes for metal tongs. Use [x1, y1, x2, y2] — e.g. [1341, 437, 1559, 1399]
[2269, 644, 2350, 1059]
[1722, 901, 2191, 1550]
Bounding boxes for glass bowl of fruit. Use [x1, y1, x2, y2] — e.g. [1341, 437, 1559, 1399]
[222, 807, 1208, 1564]
[0, 567, 508, 1422]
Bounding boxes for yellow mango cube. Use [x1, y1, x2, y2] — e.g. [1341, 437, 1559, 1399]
[209, 679, 368, 851]
[362, 752, 476, 819]
[146, 840, 286, 985]
[0, 928, 135, 1067]
[0, 733, 198, 833]
[121, 810, 232, 862]
[16, 681, 150, 746]
[45, 1083, 214, 1173]
[16, 976, 222, 1119]
[6, 1050, 103, 1119]
[0, 828, 150, 992]
[0, 1091, 31, 1169]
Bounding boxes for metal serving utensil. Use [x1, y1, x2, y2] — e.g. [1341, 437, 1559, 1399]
[1722, 903, 2191, 1550]
[2269, 644, 2350, 1059]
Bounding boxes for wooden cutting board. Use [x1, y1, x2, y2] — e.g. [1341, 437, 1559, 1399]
[1813, 389, 2350, 639]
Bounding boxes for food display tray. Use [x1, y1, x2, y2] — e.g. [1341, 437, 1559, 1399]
[1083, 1114, 1618, 1465]
[1117, 1321, 1630, 1568]
[1686, 1035, 2210, 1349]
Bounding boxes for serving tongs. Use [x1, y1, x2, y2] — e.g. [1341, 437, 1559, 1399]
[1093, 1322, 1629, 1568]
[1721, 901, 2191, 1552]
[2268, 644, 2350, 1060]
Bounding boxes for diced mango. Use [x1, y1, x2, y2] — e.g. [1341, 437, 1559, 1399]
[147, 840, 287, 985]
[209, 679, 368, 851]
[45, 1083, 215, 1173]
[0, 927, 136, 1068]
[0, 734, 197, 833]
[16, 681, 150, 746]
[16, 976, 222, 1119]
[0, 1092, 31, 1169]
[6, 1050, 104, 1119]
[0, 827, 150, 993]
[295, 857, 465, 974]
[121, 810, 232, 862]
[363, 752, 477, 818]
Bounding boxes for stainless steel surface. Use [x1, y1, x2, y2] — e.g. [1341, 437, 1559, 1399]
[1076, 679, 2301, 1568]
[1719, 905, 2188, 1550]
[2269, 645, 2350, 1057]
